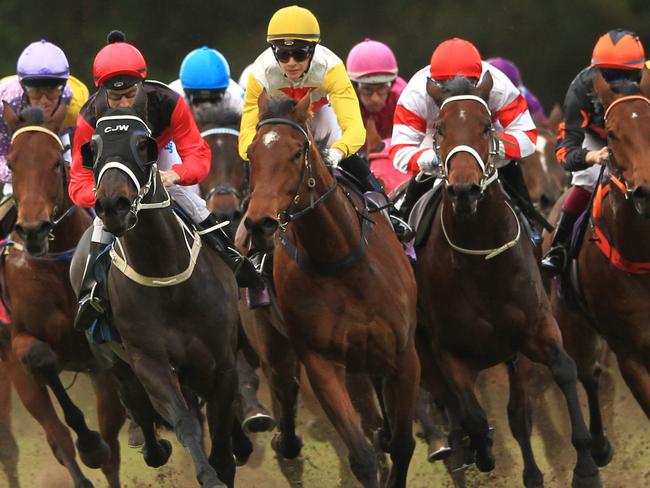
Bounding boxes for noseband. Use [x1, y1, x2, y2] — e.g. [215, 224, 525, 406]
[255, 117, 337, 229]
[603, 94, 650, 198]
[434, 95, 500, 193]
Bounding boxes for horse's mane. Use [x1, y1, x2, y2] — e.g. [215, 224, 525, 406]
[193, 104, 241, 128]
[442, 77, 478, 97]
[610, 80, 642, 96]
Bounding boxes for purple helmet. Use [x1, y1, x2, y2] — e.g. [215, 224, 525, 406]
[17, 40, 70, 83]
[486, 57, 521, 87]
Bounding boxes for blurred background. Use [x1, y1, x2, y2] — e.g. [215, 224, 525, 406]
[1, 0, 650, 113]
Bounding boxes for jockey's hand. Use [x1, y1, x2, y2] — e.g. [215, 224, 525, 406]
[323, 148, 344, 168]
[160, 169, 181, 187]
[417, 149, 439, 174]
[585, 147, 610, 166]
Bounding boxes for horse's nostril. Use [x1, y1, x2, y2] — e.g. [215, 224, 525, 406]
[232, 209, 243, 222]
[244, 217, 253, 230]
[260, 217, 279, 234]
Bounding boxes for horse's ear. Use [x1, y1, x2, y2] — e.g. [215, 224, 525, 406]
[365, 117, 382, 153]
[640, 67, 650, 99]
[80, 141, 96, 169]
[131, 83, 148, 117]
[474, 72, 493, 103]
[426, 78, 446, 107]
[2, 101, 19, 131]
[295, 92, 311, 123]
[141, 136, 158, 165]
[94, 89, 110, 119]
[44, 102, 67, 133]
[257, 90, 269, 120]
[592, 70, 616, 109]
[547, 104, 563, 133]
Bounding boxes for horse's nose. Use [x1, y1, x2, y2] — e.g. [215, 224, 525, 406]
[632, 185, 650, 201]
[244, 216, 279, 235]
[14, 220, 51, 242]
[447, 183, 482, 199]
[95, 195, 132, 216]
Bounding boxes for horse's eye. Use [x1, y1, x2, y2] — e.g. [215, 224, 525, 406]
[6, 161, 12, 171]
[293, 149, 302, 160]
[607, 130, 617, 141]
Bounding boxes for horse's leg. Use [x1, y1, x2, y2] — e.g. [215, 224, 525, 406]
[0, 362, 19, 488]
[617, 354, 650, 419]
[206, 366, 238, 488]
[303, 353, 379, 488]
[12, 333, 110, 469]
[506, 356, 544, 488]
[90, 370, 126, 488]
[348, 373, 383, 440]
[382, 344, 419, 488]
[524, 314, 601, 488]
[415, 385, 452, 462]
[3, 349, 93, 488]
[130, 352, 225, 488]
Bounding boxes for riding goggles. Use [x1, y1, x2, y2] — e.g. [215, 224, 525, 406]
[273, 45, 312, 63]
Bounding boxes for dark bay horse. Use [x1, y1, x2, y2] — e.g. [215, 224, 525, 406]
[0, 103, 124, 488]
[416, 75, 601, 488]
[0, 360, 18, 488]
[547, 72, 650, 430]
[244, 94, 420, 488]
[73, 97, 241, 487]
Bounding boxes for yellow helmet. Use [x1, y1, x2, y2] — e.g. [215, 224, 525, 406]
[267, 5, 320, 45]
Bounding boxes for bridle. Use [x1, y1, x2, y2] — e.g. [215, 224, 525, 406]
[200, 126, 249, 204]
[10, 125, 76, 229]
[603, 94, 650, 198]
[255, 117, 337, 230]
[433, 95, 500, 194]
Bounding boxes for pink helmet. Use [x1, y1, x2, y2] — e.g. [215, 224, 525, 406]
[346, 38, 398, 84]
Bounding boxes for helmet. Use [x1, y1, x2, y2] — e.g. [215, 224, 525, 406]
[180, 47, 230, 90]
[17, 40, 69, 83]
[346, 38, 398, 84]
[267, 5, 320, 46]
[429, 38, 482, 81]
[485, 57, 521, 86]
[591, 29, 645, 70]
[93, 30, 147, 88]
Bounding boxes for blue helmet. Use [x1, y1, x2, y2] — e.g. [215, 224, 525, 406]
[179, 47, 230, 90]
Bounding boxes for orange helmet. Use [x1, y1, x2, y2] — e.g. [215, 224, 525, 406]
[429, 38, 482, 81]
[591, 29, 645, 70]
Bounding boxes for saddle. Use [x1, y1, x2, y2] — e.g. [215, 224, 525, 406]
[407, 180, 445, 248]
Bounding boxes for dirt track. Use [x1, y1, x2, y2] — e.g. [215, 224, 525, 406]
[3, 361, 649, 488]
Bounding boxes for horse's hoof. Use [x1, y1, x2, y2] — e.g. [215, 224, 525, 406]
[372, 429, 391, 453]
[75, 478, 95, 488]
[427, 446, 452, 463]
[242, 412, 276, 433]
[233, 434, 254, 466]
[571, 471, 602, 488]
[143, 439, 172, 468]
[76, 431, 111, 469]
[198, 468, 226, 488]
[524, 468, 544, 488]
[475, 449, 495, 473]
[271, 433, 303, 459]
[127, 421, 145, 448]
[592, 435, 614, 467]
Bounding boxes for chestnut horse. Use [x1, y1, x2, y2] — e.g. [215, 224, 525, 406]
[416, 75, 601, 488]
[244, 94, 419, 488]
[0, 360, 18, 488]
[547, 72, 650, 434]
[71, 98, 241, 487]
[0, 104, 125, 488]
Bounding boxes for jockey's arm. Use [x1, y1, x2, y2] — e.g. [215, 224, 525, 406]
[555, 82, 592, 172]
[238, 74, 265, 161]
[492, 84, 537, 161]
[322, 63, 366, 157]
[69, 114, 97, 208]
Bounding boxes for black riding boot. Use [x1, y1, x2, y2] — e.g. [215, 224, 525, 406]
[398, 175, 436, 221]
[499, 160, 542, 244]
[74, 241, 110, 331]
[0, 197, 17, 239]
[338, 155, 413, 241]
[541, 211, 578, 275]
[197, 213, 262, 288]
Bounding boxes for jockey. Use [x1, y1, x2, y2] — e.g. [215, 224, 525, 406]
[485, 57, 548, 127]
[346, 38, 407, 150]
[239, 5, 411, 239]
[541, 29, 645, 274]
[169, 46, 244, 114]
[70, 31, 259, 331]
[392, 38, 538, 224]
[0, 40, 89, 196]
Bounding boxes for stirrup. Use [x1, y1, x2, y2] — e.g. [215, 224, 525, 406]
[389, 214, 414, 242]
[74, 285, 107, 331]
[541, 246, 567, 275]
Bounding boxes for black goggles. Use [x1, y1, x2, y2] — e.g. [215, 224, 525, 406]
[599, 68, 642, 83]
[273, 45, 312, 63]
[185, 89, 226, 105]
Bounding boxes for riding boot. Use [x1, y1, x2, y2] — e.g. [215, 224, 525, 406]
[499, 160, 543, 245]
[339, 154, 414, 241]
[197, 213, 262, 289]
[541, 211, 578, 275]
[399, 175, 436, 222]
[0, 197, 17, 240]
[74, 241, 110, 331]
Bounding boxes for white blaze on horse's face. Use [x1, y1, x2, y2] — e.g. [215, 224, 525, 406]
[458, 109, 467, 121]
[263, 130, 280, 148]
[631, 112, 639, 119]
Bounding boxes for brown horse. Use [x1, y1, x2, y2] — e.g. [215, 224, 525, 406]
[0, 103, 125, 488]
[0, 359, 18, 488]
[72, 98, 241, 487]
[547, 72, 650, 431]
[416, 75, 601, 488]
[244, 94, 420, 488]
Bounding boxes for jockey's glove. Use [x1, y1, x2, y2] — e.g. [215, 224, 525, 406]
[323, 147, 345, 168]
[417, 149, 439, 174]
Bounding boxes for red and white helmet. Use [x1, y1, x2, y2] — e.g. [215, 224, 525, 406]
[429, 38, 482, 81]
[93, 30, 147, 88]
[346, 39, 398, 84]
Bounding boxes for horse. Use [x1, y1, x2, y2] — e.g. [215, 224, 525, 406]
[244, 93, 420, 488]
[546, 71, 650, 435]
[0, 360, 18, 488]
[415, 74, 601, 488]
[70, 92, 241, 488]
[0, 103, 125, 488]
